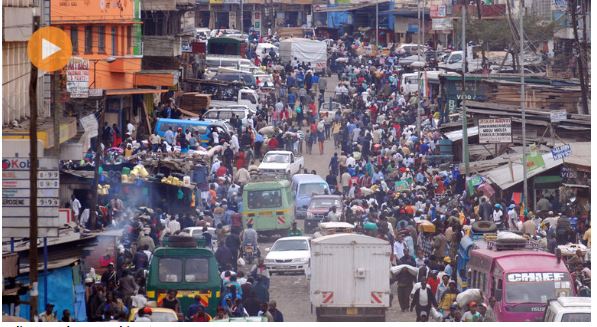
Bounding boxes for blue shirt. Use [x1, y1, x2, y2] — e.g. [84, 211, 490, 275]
[312, 74, 320, 84]
[255, 133, 264, 143]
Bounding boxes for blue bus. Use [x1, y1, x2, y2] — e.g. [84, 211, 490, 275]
[154, 118, 230, 145]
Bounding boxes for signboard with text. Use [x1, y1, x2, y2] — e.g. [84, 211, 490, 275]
[478, 118, 512, 144]
[550, 110, 567, 123]
[2, 157, 60, 237]
[551, 144, 571, 160]
[66, 57, 89, 98]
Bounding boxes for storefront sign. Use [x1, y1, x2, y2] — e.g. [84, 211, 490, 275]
[526, 153, 546, 172]
[66, 57, 89, 98]
[432, 18, 453, 31]
[2, 157, 60, 237]
[478, 118, 512, 144]
[80, 113, 99, 138]
[550, 110, 567, 123]
[551, 144, 571, 160]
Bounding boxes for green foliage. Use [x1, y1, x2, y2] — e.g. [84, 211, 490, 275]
[455, 15, 557, 51]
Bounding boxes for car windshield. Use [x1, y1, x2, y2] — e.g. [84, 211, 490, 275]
[561, 313, 591, 322]
[310, 198, 341, 209]
[248, 189, 282, 209]
[505, 280, 572, 303]
[271, 240, 308, 251]
[298, 183, 327, 197]
[262, 154, 290, 163]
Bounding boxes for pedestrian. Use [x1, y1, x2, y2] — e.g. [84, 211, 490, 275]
[161, 290, 181, 314]
[39, 303, 57, 322]
[268, 301, 284, 322]
[410, 279, 437, 322]
[461, 301, 482, 322]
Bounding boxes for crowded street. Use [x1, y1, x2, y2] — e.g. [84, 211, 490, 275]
[2, 0, 592, 324]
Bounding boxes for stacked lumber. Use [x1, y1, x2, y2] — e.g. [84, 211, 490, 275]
[178, 92, 211, 113]
[481, 79, 582, 113]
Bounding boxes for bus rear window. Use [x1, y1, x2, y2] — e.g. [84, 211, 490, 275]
[248, 189, 282, 209]
[159, 258, 182, 282]
[185, 258, 209, 282]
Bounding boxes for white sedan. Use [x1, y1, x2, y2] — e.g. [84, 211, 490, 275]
[264, 236, 311, 275]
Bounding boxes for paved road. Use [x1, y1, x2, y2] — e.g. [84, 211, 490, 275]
[247, 76, 417, 321]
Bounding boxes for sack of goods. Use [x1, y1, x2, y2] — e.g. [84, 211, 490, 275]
[456, 288, 483, 308]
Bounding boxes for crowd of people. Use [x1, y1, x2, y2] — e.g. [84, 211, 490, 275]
[58, 31, 591, 323]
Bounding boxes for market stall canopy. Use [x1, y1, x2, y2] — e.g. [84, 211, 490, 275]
[482, 152, 561, 190]
[444, 126, 478, 142]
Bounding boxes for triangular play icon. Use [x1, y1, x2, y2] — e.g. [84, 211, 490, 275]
[42, 38, 61, 60]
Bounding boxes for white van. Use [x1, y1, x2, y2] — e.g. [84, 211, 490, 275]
[203, 106, 255, 128]
[542, 297, 591, 322]
[205, 56, 256, 71]
[400, 73, 419, 95]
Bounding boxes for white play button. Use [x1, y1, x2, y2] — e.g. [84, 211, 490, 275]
[42, 38, 61, 60]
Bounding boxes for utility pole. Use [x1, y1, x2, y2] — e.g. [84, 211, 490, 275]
[29, 15, 40, 322]
[461, 5, 469, 176]
[240, 0, 244, 35]
[375, 0, 379, 48]
[417, 0, 422, 61]
[520, 0, 528, 208]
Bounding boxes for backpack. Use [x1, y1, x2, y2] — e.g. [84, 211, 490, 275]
[317, 121, 325, 132]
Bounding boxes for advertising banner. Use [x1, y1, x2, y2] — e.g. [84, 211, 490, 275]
[478, 118, 512, 144]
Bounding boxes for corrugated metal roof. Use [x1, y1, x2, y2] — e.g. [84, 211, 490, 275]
[482, 152, 563, 190]
[444, 126, 479, 142]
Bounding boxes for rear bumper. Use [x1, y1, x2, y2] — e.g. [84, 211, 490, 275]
[316, 307, 386, 321]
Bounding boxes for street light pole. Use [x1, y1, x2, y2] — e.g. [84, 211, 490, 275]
[461, 5, 469, 176]
[520, 1, 527, 208]
[376, 0, 379, 48]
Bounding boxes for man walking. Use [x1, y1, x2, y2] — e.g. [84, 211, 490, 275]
[410, 279, 437, 322]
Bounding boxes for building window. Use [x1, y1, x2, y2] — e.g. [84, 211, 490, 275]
[111, 26, 117, 56]
[85, 26, 93, 54]
[98, 26, 106, 54]
[70, 26, 78, 54]
[127, 25, 132, 55]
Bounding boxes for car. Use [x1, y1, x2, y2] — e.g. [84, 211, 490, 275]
[264, 236, 311, 275]
[181, 226, 218, 249]
[305, 195, 343, 234]
[128, 307, 179, 322]
[258, 150, 304, 177]
[542, 297, 591, 322]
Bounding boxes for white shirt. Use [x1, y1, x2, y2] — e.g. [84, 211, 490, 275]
[346, 156, 356, 168]
[493, 209, 503, 223]
[212, 131, 219, 144]
[230, 135, 240, 153]
[167, 219, 181, 234]
[393, 241, 405, 259]
[127, 123, 135, 135]
[71, 198, 81, 217]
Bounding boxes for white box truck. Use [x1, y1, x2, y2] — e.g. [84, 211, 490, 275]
[279, 38, 327, 73]
[309, 234, 391, 321]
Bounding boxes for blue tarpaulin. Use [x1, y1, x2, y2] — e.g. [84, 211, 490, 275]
[10, 266, 77, 321]
[327, 12, 352, 28]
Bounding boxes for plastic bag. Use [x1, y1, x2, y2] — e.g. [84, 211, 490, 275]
[237, 257, 246, 267]
[430, 307, 443, 321]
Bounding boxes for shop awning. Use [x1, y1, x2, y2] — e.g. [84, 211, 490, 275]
[105, 88, 168, 96]
[444, 126, 478, 142]
[314, 1, 389, 13]
[481, 152, 563, 190]
[562, 183, 590, 189]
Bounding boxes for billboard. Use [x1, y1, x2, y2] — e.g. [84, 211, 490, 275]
[478, 118, 512, 144]
[66, 57, 89, 98]
[51, 0, 135, 23]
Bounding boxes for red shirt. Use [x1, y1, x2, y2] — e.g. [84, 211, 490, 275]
[268, 138, 279, 149]
[309, 103, 317, 117]
[216, 166, 227, 177]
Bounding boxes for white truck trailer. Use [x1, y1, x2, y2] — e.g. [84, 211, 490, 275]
[309, 233, 391, 321]
[279, 38, 327, 73]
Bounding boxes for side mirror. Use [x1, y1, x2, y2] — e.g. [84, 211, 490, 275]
[265, 247, 271, 252]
